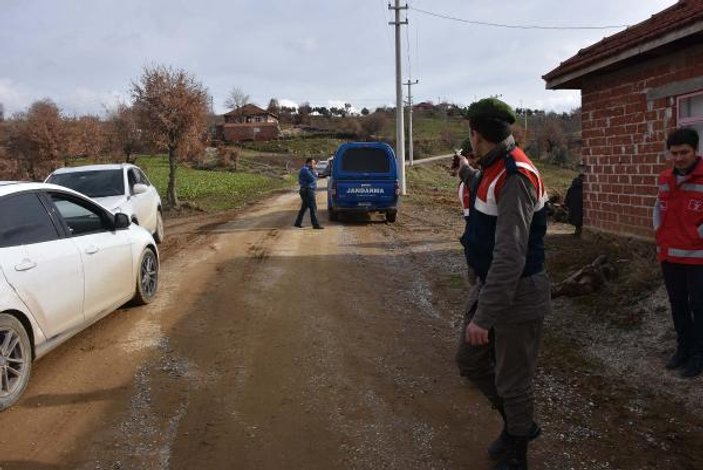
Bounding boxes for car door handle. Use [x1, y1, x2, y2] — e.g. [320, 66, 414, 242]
[85, 246, 100, 255]
[15, 260, 36, 272]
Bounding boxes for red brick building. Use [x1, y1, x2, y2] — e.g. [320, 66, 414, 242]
[544, 0, 703, 239]
[220, 104, 280, 142]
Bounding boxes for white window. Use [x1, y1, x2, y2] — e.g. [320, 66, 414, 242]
[678, 91, 703, 150]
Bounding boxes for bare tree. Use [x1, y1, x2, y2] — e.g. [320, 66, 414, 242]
[0, 103, 4, 122]
[295, 101, 312, 125]
[6, 99, 67, 180]
[107, 103, 143, 163]
[224, 86, 250, 110]
[535, 114, 568, 163]
[132, 65, 210, 208]
[360, 112, 389, 140]
[64, 115, 106, 163]
[266, 98, 280, 115]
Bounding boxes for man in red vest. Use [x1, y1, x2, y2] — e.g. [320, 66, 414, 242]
[455, 98, 551, 470]
[654, 127, 703, 378]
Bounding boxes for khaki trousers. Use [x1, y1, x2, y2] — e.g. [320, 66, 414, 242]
[456, 301, 543, 436]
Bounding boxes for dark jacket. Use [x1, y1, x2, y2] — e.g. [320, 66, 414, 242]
[459, 138, 551, 328]
[564, 177, 583, 227]
[298, 165, 317, 190]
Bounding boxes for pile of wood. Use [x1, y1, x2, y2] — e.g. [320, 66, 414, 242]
[551, 255, 617, 298]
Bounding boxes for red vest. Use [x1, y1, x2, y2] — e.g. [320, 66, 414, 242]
[656, 157, 703, 264]
[474, 147, 548, 217]
[458, 181, 470, 217]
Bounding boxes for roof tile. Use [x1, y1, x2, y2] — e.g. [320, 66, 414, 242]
[544, 1, 703, 83]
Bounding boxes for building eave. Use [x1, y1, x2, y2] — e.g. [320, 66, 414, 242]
[545, 20, 703, 90]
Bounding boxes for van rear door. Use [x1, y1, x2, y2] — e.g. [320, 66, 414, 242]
[332, 145, 398, 208]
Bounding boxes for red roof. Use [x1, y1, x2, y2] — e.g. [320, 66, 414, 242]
[223, 103, 276, 118]
[544, 0, 703, 88]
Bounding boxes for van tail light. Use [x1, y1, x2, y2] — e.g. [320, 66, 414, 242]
[395, 180, 400, 196]
[331, 181, 337, 197]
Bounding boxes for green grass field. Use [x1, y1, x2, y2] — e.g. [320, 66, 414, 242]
[406, 159, 577, 206]
[239, 137, 343, 158]
[538, 162, 578, 199]
[134, 155, 293, 211]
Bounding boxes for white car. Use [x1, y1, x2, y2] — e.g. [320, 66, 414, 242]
[315, 159, 330, 178]
[0, 182, 159, 411]
[46, 164, 164, 243]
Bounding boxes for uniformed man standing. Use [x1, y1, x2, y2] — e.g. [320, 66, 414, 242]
[455, 98, 551, 469]
[294, 157, 323, 229]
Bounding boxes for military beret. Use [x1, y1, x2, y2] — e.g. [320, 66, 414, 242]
[466, 98, 516, 125]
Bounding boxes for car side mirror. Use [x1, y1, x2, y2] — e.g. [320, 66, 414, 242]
[133, 183, 148, 195]
[114, 212, 131, 230]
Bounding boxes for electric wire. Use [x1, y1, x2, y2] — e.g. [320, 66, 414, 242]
[409, 6, 629, 30]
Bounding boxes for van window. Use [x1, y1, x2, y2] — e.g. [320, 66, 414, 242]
[340, 148, 390, 173]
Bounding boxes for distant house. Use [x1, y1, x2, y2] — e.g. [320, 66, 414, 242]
[220, 104, 280, 142]
[413, 101, 435, 112]
[543, 0, 703, 239]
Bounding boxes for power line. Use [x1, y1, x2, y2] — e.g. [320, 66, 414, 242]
[409, 6, 629, 30]
[379, 0, 394, 52]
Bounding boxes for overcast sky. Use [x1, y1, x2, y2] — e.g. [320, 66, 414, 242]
[0, 0, 677, 116]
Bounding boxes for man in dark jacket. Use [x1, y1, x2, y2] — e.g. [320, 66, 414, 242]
[294, 158, 323, 229]
[455, 98, 551, 470]
[564, 173, 585, 237]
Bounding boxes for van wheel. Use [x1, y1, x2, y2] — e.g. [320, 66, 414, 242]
[328, 208, 338, 222]
[386, 211, 397, 223]
[0, 313, 32, 412]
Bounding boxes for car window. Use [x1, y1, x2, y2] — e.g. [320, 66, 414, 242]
[50, 194, 110, 236]
[0, 193, 59, 248]
[136, 169, 151, 186]
[340, 148, 390, 173]
[128, 169, 139, 193]
[47, 170, 125, 197]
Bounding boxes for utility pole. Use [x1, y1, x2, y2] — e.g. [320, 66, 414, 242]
[404, 79, 419, 166]
[389, 0, 408, 195]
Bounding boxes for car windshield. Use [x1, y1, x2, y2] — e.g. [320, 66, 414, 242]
[47, 170, 125, 198]
[340, 148, 390, 173]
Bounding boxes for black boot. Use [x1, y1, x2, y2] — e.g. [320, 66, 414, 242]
[681, 354, 703, 378]
[666, 348, 690, 370]
[488, 422, 540, 460]
[494, 435, 528, 470]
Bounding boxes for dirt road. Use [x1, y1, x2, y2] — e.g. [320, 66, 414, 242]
[5, 181, 700, 470]
[0, 186, 501, 469]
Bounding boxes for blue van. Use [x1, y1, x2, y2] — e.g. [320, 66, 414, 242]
[327, 142, 400, 223]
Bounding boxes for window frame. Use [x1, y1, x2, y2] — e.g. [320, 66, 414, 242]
[136, 168, 151, 186]
[0, 191, 63, 248]
[677, 91, 703, 152]
[44, 191, 116, 238]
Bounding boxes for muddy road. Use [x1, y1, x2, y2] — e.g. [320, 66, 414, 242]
[3, 183, 701, 470]
[0, 186, 499, 469]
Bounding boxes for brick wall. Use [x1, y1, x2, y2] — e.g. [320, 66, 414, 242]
[580, 44, 703, 239]
[222, 123, 280, 142]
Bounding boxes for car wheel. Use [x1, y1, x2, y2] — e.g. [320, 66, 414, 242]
[386, 211, 397, 223]
[153, 211, 164, 244]
[328, 208, 338, 222]
[0, 313, 32, 412]
[132, 248, 159, 305]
